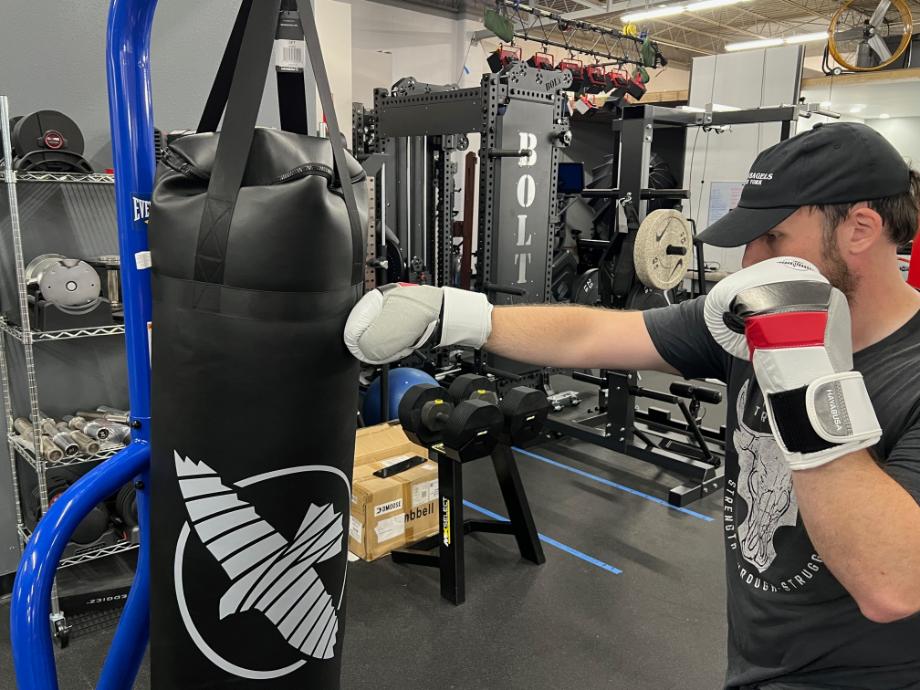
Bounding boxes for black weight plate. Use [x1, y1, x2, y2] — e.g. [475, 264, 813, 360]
[551, 251, 578, 302]
[116, 483, 139, 528]
[443, 399, 503, 460]
[12, 110, 85, 157]
[386, 238, 406, 283]
[448, 373, 495, 403]
[627, 284, 670, 311]
[15, 150, 94, 174]
[70, 503, 110, 545]
[8, 117, 22, 154]
[572, 268, 601, 306]
[398, 383, 451, 446]
[28, 476, 110, 544]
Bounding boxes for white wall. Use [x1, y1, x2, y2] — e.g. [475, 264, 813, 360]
[684, 45, 804, 273]
[350, 0, 469, 103]
[316, 0, 353, 136]
[867, 117, 920, 166]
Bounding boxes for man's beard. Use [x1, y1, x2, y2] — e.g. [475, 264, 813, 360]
[822, 232, 859, 300]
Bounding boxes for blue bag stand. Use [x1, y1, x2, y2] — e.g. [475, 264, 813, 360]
[10, 0, 157, 687]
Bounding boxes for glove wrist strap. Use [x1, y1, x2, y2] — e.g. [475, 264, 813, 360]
[439, 287, 493, 349]
[767, 371, 881, 458]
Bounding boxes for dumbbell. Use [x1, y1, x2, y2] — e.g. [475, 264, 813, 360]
[13, 418, 64, 463]
[442, 399, 504, 462]
[399, 384, 455, 447]
[499, 387, 551, 445]
[448, 374, 499, 405]
[399, 382, 504, 461]
[55, 422, 100, 455]
[38, 420, 79, 457]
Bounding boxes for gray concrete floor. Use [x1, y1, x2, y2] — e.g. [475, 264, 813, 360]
[0, 374, 729, 689]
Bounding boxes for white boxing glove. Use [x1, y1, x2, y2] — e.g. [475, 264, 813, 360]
[344, 284, 493, 365]
[704, 256, 881, 470]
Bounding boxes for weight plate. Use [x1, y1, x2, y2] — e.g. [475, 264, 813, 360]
[633, 209, 693, 290]
[572, 268, 601, 306]
[15, 150, 94, 174]
[627, 284, 670, 311]
[551, 251, 578, 302]
[25, 253, 66, 285]
[386, 238, 406, 283]
[448, 373, 496, 404]
[11, 110, 85, 157]
[39, 258, 101, 308]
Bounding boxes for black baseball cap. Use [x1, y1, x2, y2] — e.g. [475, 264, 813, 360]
[696, 122, 911, 247]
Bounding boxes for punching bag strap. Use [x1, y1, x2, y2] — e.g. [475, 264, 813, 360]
[198, 0, 307, 134]
[194, 0, 281, 284]
[276, 0, 310, 134]
[295, 0, 365, 286]
[194, 0, 364, 286]
[197, 0, 253, 134]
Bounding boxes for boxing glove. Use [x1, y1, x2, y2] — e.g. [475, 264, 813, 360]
[704, 256, 881, 470]
[344, 284, 493, 365]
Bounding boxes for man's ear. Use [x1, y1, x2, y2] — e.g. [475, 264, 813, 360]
[845, 204, 884, 255]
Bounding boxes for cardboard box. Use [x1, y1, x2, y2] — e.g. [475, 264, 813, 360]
[350, 423, 440, 561]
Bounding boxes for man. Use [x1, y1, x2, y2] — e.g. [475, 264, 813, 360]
[345, 122, 920, 688]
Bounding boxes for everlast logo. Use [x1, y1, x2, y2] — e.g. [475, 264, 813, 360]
[514, 132, 537, 285]
[133, 196, 150, 222]
[746, 171, 774, 186]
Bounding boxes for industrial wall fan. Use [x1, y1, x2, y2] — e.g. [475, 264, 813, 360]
[828, 0, 913, 71]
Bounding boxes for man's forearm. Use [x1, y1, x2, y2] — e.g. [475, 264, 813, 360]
[792, 451, 920, 623]
[484, 304, 675, 372]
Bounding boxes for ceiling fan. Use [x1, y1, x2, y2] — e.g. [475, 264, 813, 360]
[828, 0, 913, 71]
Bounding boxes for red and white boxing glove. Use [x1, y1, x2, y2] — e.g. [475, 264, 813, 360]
[344, 284, 493, 365]
[704, 256, 881, 470]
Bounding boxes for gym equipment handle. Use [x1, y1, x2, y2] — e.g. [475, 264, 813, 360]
[571, 371, 676, 405]
[486, 148, 535, 159]
[580, 188, 620, 199]
[640, 188, 689, 199]
[669, 381, 722, 405]
[484, 282, 527, 297]
[481, 365, 523, 381]
[572, 371, 606, 387]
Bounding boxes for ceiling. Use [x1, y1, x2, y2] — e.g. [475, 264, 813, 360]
[464, 0, 920, 68]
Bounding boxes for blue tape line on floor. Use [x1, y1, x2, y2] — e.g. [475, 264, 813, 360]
[462, 499, 622, 575]
[512, 447, 714, 523]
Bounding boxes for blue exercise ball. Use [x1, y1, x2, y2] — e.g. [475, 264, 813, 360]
[363, 367, 438, 426]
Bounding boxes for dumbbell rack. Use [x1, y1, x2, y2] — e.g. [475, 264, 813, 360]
[0, 95, 134, 641]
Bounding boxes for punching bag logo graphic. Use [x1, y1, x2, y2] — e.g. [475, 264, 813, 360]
[172, 452, 350, 680]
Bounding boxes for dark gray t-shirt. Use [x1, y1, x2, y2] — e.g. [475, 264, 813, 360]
[644, 296, 920, 690]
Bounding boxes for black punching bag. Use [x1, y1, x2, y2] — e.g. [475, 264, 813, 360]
[147, 1, 366, 687]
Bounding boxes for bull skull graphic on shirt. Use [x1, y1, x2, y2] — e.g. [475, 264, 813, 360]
[734, 380, 799, 573]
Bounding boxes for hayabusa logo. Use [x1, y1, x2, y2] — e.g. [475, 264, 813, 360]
[173, 452, 350, 679]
